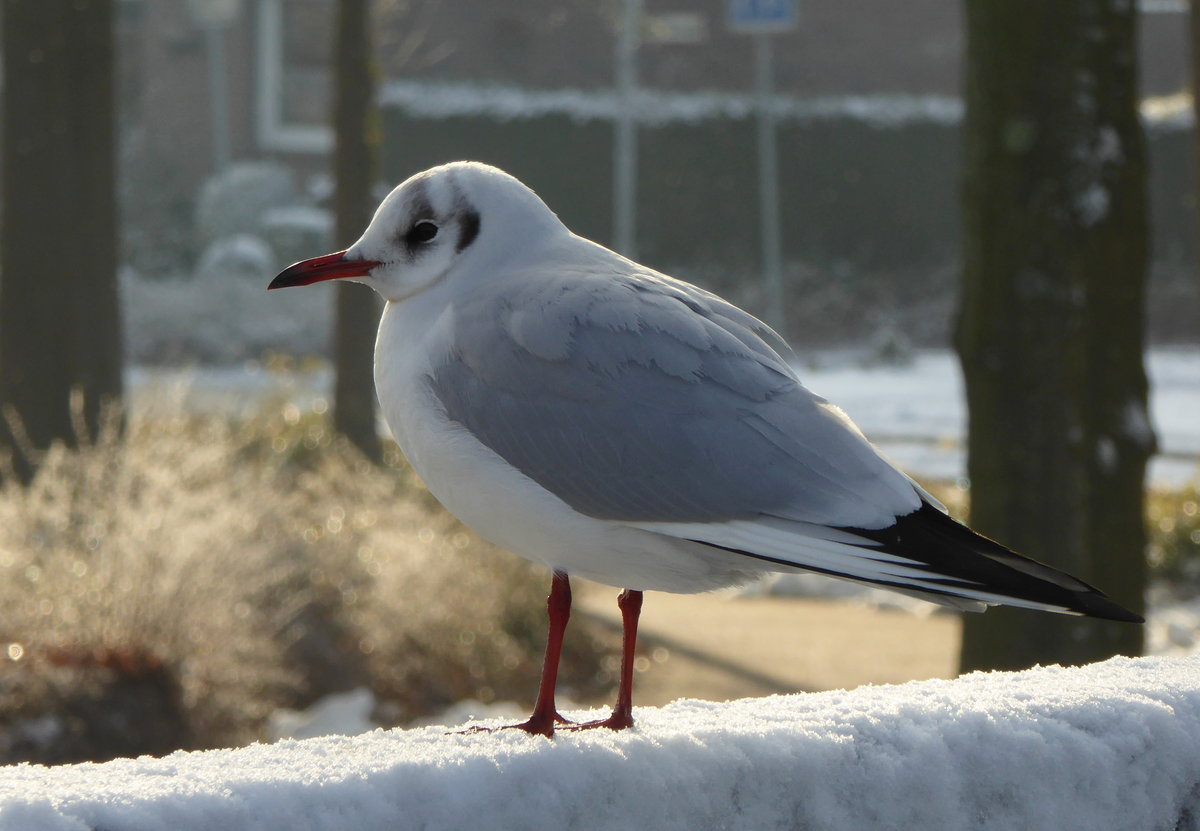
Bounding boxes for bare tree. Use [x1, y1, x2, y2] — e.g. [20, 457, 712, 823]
[956, 0, 1152, 671]
[332, 0, 384, 461]
[0, 0, 123, 482]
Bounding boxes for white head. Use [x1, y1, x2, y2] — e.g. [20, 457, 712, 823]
[269, 161, 568, 302]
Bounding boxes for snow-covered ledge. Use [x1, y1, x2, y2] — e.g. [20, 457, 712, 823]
[2, 656, 1198, 831]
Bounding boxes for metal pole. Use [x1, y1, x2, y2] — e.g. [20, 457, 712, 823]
[754, 31, 785, 334]
[613, 0, 641, 259]
[206, 22, 232, 172]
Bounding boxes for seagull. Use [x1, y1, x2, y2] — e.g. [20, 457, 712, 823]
[269, 161, 1142, 737]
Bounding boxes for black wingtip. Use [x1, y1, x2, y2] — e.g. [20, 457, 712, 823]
[1070, 593, 1144, 624]
[845, 503, 1145, 624]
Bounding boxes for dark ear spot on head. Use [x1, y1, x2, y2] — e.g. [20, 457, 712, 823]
[456, 208, 481, 253]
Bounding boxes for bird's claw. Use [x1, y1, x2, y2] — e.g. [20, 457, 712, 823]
[559, 711, 634, 732]
[453, 710, 574, 738]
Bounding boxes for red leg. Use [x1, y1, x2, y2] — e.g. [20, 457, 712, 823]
[460, 570, 573, 737]
[565, 588, 643, 731]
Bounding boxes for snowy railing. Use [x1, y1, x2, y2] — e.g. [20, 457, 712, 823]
[3, 656, 1197, 830]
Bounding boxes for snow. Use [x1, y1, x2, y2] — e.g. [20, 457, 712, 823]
[1150, 597, 1200, 657]
[123, 271, 333, 364]
[268, 689, 376, 742]
[194, 234, 275, 278]
[1075, 183, 1110, 227]
[1, 656, 1197, 830]
[379, 80, 965, 127]
[193, 162, 299, 248]
[1097, 435, 1119, 473]
[377, 79, 1192, 131]
[259, 205, 333, 236]
[1141, 91, 1192, 128]
[1069, 125, 1121, 228]
[795, 348, 1200, 486]
[258, 204, 335, 270]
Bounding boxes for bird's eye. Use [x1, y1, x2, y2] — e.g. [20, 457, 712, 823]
[408, 220, 439, 245]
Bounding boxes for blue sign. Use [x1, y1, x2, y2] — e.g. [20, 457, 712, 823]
[728, 0, 797, 32]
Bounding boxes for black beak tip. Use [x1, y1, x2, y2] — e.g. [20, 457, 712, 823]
[267, 270, 298, 291]
[266, 250, 367, 291]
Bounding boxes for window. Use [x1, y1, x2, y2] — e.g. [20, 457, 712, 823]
[256, 0, 333, 153]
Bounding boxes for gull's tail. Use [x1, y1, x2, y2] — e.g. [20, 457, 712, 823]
[838, 502, 1143, 622]
[644, 502, 1143, 622]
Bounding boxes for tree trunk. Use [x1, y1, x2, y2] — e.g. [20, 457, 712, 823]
[956, 0, 1151, 672]
[332, 0, 383, 462]
[1191, 0, 1200, 294]
[0, 0, 123, 482]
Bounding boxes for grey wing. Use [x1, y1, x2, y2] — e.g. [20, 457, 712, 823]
[429, 268, 920, 529]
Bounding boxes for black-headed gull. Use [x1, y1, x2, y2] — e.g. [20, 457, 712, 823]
[270, 161, 1141, 736]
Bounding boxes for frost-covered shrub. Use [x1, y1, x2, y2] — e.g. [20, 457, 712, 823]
[195, 234, 277, 278]
[0, 412, 303, 759]
[1148, 483, 1200, 590]
[122, 266, 332, 364]
[0, 401, 605, 763]
[259, 205, 335, 268]
[195, 162, 299, 249]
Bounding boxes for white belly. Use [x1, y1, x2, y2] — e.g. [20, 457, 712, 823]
[372, 298, 763, 593]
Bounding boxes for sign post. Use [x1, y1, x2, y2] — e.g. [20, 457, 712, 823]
[729, 0, 796, 335]
[613, 0, 642, 259]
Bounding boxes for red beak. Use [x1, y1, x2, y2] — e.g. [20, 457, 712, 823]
[268, 250, 382, 290]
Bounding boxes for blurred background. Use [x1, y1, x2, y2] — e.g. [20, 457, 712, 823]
[0, 0, 1197, 765]
[117, 0, 1195, 348]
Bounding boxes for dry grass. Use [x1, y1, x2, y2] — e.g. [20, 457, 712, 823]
[1147, 482, 1200, 591]
[0, 396, 606, 763]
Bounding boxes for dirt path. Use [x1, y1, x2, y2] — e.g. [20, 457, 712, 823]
[575, 584, 961, 707]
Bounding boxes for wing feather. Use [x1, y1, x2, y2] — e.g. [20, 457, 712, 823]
[429, 261, 921, 527]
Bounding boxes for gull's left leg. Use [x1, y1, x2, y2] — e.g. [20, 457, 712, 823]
[565, 588, 643, 731]
[460, 570, 574, 737]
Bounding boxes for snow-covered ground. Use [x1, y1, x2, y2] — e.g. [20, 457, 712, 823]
[2, 656, 1197, 831]
[799, 348, 1200, 486]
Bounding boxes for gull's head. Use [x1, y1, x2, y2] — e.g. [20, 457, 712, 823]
[269, 161, 566, 302]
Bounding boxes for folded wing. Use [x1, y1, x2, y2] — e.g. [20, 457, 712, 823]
[430, 262, 922, 529]
[428, 257, 1141, 622]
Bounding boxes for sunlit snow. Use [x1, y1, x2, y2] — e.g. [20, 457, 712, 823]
[1, 657, 1196, 831]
